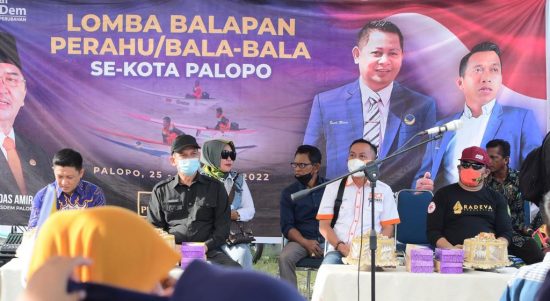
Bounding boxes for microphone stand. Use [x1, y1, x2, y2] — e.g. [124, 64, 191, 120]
[291, 133, 443, 301]
[365, 162, 378, 301]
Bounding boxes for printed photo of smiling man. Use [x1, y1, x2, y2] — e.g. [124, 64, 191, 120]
[303, 19, 436, 190]
[0, 32, 51, 205]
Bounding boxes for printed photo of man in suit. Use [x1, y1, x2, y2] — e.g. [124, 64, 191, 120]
[415, 41, 542, 192]
[0, 32, 50, 198]
[304, 20, 436, 190]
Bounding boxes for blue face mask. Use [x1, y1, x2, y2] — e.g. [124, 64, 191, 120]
[177, 158, 200, 176]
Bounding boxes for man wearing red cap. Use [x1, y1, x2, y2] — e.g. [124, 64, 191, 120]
[426, 146, 513, 249]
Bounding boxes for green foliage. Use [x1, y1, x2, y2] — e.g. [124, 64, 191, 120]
[253, 255, 317, 299]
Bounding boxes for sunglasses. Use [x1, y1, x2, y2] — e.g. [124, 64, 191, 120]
[221, 150, 236, 161]
[290, 162, 312, 169]
[459, 161, 484, 170]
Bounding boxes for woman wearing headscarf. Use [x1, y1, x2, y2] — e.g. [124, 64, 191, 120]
[26, 206, 180, 295]
[20, 207, 305, 301]
[201, 139, 255, 269]
[20, 257, 306, 301]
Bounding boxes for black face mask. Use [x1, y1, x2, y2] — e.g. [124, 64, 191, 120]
[295, 173, 313, 186]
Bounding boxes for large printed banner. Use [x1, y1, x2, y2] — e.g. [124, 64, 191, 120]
[0, 0, 546, 236]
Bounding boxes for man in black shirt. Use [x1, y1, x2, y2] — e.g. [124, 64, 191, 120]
[427, 146, 513, 249]
[147, 134, 239, 267]
[279, 145, 327, 287]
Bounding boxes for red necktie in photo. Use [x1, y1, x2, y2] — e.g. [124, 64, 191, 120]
[3, 137, 27, 195]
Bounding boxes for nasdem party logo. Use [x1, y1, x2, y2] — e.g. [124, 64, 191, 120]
[0, 0, 27, 22]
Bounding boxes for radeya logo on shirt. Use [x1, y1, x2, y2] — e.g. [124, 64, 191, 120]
[453, 201, 493, 215]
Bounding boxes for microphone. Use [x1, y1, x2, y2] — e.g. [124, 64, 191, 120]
[290, 188, 311, 201]
[420, 119, 463, 135]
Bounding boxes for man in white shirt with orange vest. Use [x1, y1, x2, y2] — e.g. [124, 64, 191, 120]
[317, 138, 400, 264]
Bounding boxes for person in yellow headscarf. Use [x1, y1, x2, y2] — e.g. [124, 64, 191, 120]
[26, 206, 180, 294]
[20, 256, 307, 301]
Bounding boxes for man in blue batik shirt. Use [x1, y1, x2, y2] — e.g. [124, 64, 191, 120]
[28, 148, 106, 228]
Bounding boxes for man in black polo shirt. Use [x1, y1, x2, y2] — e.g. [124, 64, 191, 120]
[427, 146, 513, 249]
[147, 134, 239, 267]
[279, 145, 327, 287]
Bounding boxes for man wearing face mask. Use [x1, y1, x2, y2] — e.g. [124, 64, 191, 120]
[317, 139, 400, 264]
[426, 146, 513, 249]
[147, 134, 240, 267]
[279, 145, 327, 287]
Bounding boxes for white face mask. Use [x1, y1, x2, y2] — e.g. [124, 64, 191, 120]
[347, 158, 367, 177]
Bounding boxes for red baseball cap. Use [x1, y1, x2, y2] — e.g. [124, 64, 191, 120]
[460, 146, 490, 166]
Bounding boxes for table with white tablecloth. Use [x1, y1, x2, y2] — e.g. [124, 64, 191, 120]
[0, 258, 24, 301]
[312, 264, 517, 301]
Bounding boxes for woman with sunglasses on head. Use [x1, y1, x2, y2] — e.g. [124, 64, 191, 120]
[201, 139, 255, 269]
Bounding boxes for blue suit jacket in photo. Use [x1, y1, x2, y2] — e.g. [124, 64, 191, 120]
[414, 102, 542, 190]
[304, 79, 436, 190]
